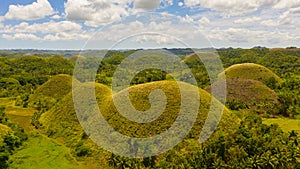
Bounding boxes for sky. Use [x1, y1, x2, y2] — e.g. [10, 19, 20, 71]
[0, 0, 299, 49]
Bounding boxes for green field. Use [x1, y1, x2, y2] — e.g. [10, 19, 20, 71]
[263, 118, 300, 135]
[8, 135, 80, 169]
[0, 98, 15, 107]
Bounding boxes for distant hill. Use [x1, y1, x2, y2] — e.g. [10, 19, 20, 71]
[221, 63, 282, 85]
[28, 74, 76, 110]
[205, 79, 280, 114]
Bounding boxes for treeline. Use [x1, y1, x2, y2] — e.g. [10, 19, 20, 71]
[108, 116, 300, 168]
[0, 55, 74, 98]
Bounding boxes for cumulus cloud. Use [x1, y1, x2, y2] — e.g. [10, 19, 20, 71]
[234, 17, 261, 24]
[0, 17, 4, 28]
[2, 21, 82, 34]
[2, 33, 41, 41]
[64, 0, 132, 27]
[51, 15, 62, 19]
[4, 0, 55, 20]
[273, 0, 300, 10]
[0, 20, 92, 41]
[134, 0, 162, 11]
[198, 17, 210, 26]
[63, 0, 174, 26]
[206, 27, 296, 47]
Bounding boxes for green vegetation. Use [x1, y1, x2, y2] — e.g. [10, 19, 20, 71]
[28, 74, 74, 111]
[0, 106, 28, 168]
[206, 79, 280, 114]
[222, 63, 282, 86]
[8, 135, 80, 169]
[0, 48, 300, 168]
[263, 118, 300, 135]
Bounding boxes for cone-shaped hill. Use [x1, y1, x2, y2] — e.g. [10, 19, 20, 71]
[28, 74, 77, 110]
[221, 63, 282, 85]
[39, 81, 239, 151]
[206, 79, 280, 114]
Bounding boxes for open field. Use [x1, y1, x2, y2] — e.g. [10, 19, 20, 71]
[0, 98, 15, 107]
[8, 135, 80, 169]
[263, 118, 300, 135]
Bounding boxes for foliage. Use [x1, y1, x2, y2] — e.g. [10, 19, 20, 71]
[108, 115, 300, 168]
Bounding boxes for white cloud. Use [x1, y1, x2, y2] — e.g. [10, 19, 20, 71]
[234, 17, 261, 24]
[51, 15, 62, 19]
[205, 27, 297, 47]
[260, 19, 279, 26]
[184, 0, 200, 7]
[64, 0, 132, 27]
[0, 20, 92, 41]
[178, 2, 184, 7]
[198, 17, 210, 26]
[4, 0, 55, 20]
[179, 14, 194, 23]
[85, 16, 204, 45]
[273, 0, 300, 10]
[2, 21, 82, 34]
[290, 7, 300, 13]
[43, 31, 92, 41]
[0, 17, 4, 28]
[134, 0, 162, 11]
[2, 33, 41, 41]
[135, 34, 175, 44]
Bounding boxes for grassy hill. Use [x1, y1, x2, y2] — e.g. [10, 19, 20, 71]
[221, 63, 282, 85]
[39, 80, 238, 164]
[28, 74, 76, 110]
[206, 79, 280, 114]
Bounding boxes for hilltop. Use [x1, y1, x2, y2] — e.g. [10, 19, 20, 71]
[221, 63, 282, 85]
[39, 81, 238, 158]
[28, 74, 76, 110]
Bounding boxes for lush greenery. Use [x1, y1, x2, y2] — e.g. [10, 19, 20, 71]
[0, 47, 299, 168]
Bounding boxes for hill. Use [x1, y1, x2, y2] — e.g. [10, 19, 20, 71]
[206, 79, 280, 114]
[28, 74, 76, 110]
[221, 63, 282, 85]
[39, 81, 238, 160]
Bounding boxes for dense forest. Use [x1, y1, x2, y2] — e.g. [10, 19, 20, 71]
[0, 47, 299, 168]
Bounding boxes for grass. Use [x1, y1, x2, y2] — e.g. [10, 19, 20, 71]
[0, 97, 15, 106]
[28, 74, 75, 109]
[6, 114, 33, 132]
[263, 118, 300, 135]
[0, 97, 36, 132]
[221, 63, 282, 84]
[5, 106, 36, 116]
[8, 135, 80, 169]
[4, 105, 36, 132]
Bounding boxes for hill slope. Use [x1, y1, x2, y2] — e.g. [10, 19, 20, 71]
[206, 79, 280, 114]
[28, 74, 76, 110]
[40, 81, 238, 154]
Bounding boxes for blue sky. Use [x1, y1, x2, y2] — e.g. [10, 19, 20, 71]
[0, 0, 299, 49]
